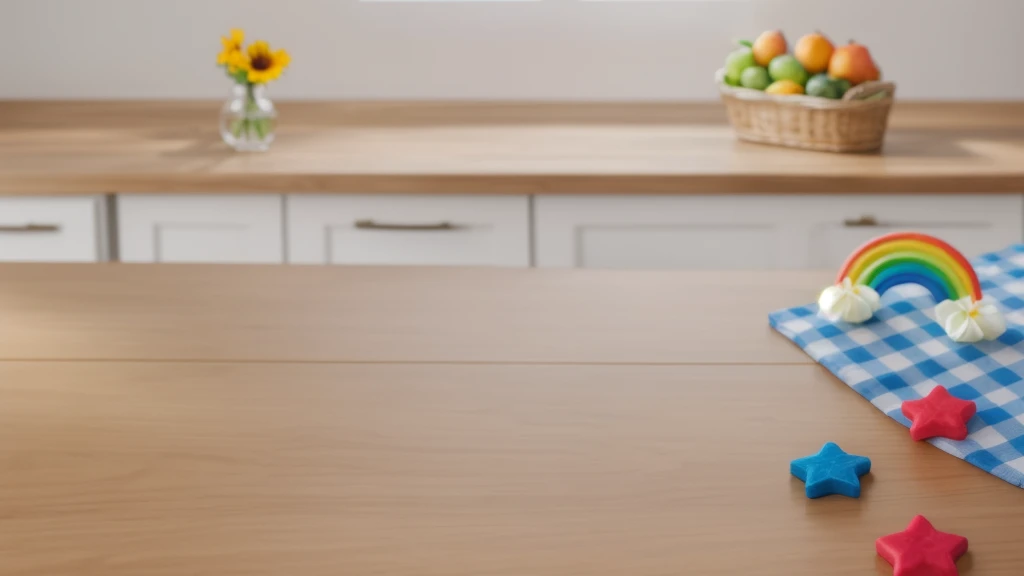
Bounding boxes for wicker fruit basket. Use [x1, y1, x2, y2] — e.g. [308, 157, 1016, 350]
[716, 70, 896, 153]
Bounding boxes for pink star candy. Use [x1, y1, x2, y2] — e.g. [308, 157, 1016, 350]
[876, 515, 968, 576]
[901, 386, 976, 441]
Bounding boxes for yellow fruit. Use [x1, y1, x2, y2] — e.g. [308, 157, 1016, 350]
[765, 80, 805, 95]
[752, 30, 787, 67]
[794, 32, 835, 75]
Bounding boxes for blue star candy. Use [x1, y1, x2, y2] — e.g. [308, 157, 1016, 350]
[790, 442, 872, 499]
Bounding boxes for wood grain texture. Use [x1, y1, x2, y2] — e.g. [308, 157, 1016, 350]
[1, 362, 1022, 576]
[0, 263, 824, 364]
[2, 101, 1023, 195]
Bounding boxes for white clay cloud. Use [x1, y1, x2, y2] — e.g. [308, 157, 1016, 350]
[935, 296, 1006, 343]
[818, 277, 881, 324]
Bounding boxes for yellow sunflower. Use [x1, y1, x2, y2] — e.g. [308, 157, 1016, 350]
[225, 50, 250, 77]
[243, 40, 291, 84]
[217, 29, 245, 66]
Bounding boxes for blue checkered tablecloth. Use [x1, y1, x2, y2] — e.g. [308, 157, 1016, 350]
[770, 244, 1024, 489]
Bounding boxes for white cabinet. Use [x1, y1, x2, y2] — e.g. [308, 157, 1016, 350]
[287, 195, 530, 266]
[537, 196, 787, 269]
[0, 196, 107, 262]
[118, 195, 283, 263]
[803, 197, 1023, 267]
[535, 195, 1024, 269]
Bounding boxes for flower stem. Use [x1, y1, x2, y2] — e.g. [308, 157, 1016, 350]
[244, 82, 260, 141]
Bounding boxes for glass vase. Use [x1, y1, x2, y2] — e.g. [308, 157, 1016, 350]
[220, 83, 276, 152]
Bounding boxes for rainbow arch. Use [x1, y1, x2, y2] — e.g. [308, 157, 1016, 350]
[837, 232, 982, 303]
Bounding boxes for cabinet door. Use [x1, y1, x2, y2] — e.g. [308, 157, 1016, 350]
[535, 196, 805, 269]
[0, 196, 107, 262]
[118, 195, 283, 263]
[802, 195, 1024, 268]
[535, 195, 1024, 269]
[287, 195, 530, 266]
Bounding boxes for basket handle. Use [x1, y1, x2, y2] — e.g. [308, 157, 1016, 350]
[843, 81, 896, 102]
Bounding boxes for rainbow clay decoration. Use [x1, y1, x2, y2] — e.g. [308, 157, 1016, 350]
[820, 232, 1005, 342]
[836, 232, 981, 302]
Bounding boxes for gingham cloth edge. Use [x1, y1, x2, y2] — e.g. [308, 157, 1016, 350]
[769, 243, 1024, 489]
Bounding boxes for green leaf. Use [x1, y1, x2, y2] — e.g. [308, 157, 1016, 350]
[737, 39, 753, 48]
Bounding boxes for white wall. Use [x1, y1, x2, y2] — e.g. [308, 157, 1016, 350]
[2, 0, 1022, 100]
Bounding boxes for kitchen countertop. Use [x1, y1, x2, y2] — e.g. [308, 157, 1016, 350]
[1, 101, 1023, 195]
[2, 264, 1023, 576]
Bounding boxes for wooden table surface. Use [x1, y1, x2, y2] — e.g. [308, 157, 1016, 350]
[0, 264, 824, 364]
[1, 264, 1022, 575]
[2, 101, 1024, 195]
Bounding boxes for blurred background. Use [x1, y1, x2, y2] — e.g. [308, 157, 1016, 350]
[4, 0, 1022, 100]
[1, 0, 1023, 270]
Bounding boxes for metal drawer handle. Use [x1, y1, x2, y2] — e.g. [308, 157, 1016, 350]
[843, 215, 880, 227]
[354, 219, 464, 231]
[0, 223, 62, 233]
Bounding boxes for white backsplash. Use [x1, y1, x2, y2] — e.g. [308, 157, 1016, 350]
[2, 0, 1020, 100]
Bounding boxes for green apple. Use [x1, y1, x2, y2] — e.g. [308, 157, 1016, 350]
[768, 55, 808, 86]
[832, 78, 852, 98]
[806, 74, 839, 99]
[740, 66, 771, 90]
[725, 47, 756, 84]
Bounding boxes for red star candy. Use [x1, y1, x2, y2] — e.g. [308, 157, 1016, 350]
[876, 515, 968, 576]
[900, 386, 976, 441]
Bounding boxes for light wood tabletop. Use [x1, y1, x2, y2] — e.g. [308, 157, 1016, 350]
[2, 101, 1024, 195]
[0, 264, 825, 364]
[1, 264, 1022, 575]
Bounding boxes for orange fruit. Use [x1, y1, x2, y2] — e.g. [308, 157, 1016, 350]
[752, 30, 787, 67]
[764, 80, 805, 95]
[794, 32, 835, 75]
[828, 42, 881, 85]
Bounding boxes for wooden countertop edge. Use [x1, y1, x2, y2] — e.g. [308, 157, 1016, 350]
[4, 173, 1024, 196]
[4, 101, 1023, 196]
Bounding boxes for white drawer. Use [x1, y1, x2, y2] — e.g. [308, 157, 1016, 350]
[287, 195, 530, 267]
[118, 195, 284, 264]
[536, 195, 1024, 269]
[0, 197, 106, 262]
[802, 195, 1024, 268]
